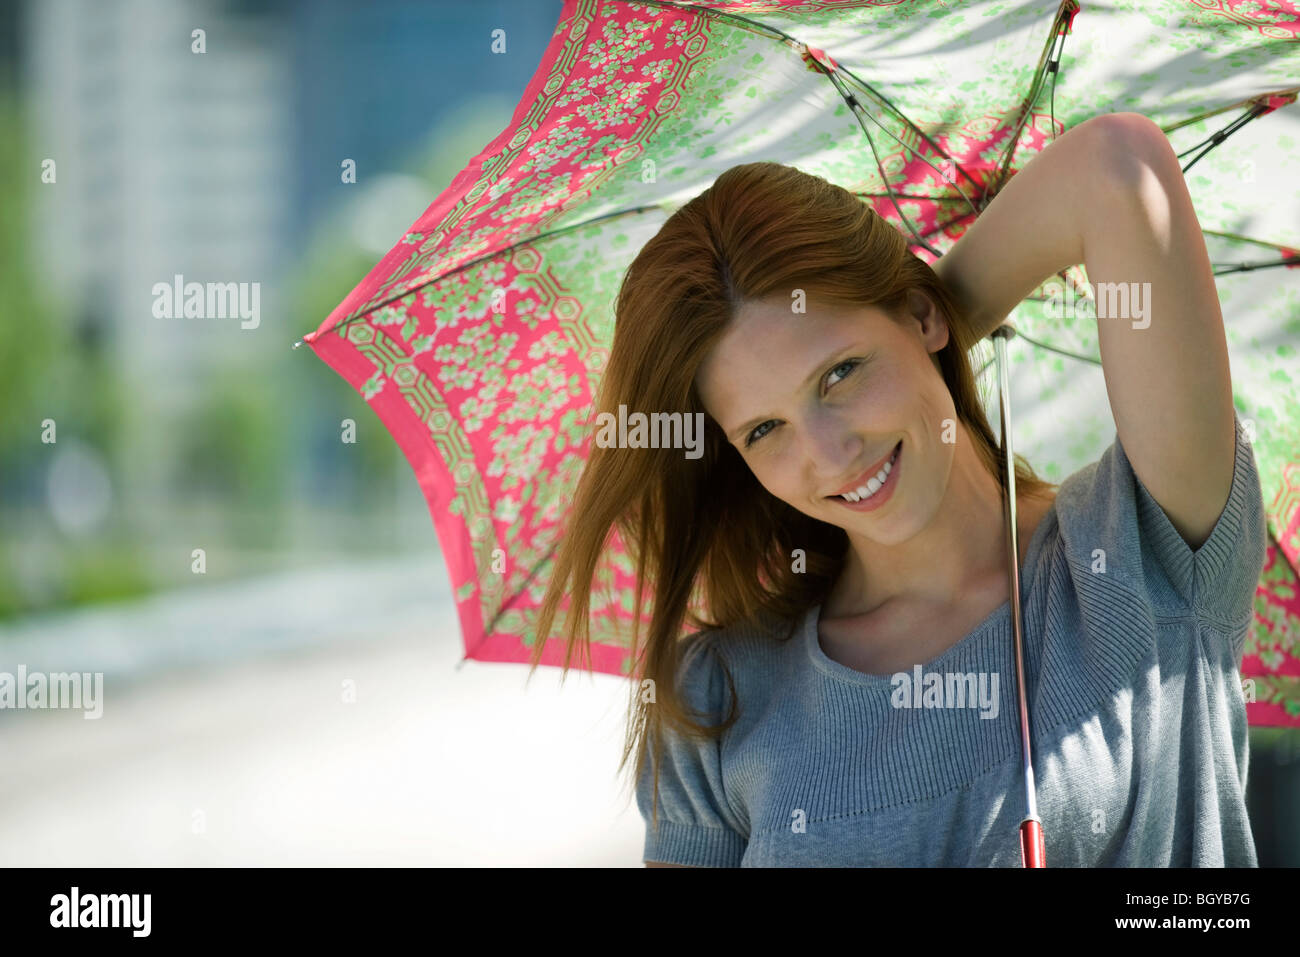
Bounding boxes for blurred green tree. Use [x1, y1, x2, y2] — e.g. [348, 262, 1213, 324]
[0, 90, 150, 617]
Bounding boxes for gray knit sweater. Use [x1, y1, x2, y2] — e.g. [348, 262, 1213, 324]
[638, 412, 1265, 866]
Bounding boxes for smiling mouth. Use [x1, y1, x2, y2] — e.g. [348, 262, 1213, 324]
[825, 440, 902, 501]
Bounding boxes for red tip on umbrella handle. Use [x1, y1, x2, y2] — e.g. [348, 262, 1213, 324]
[1020, 818, 1047, 868]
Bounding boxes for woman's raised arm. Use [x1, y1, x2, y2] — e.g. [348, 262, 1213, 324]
[935, 111, 1235, 552]
[932, 112, 1125, 341]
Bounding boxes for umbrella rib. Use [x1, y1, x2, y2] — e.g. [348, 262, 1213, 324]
[615, 0, 984, 252]
[1202, 230, 1300, 273]
[1161, 89, 1298, 135]
[1175, 105, 1259, 158]
[977, 253, 1296, 356]
[854, 192, 974, 202]
[292, 203, 667, 347]
[879, 4, 1074, 253]
[912, 206, 980, 245]
[1204, 228, 1298, 251]
[478, 546, 559, 653]
[1047, 27, 1064, 144]
[832, 71, 999, 255]
[989, 2, 1077, 197]
[823, 69, 985, 221]
[1212, 257, 1300, 275]
[1015, 329, 1101, 366]
[836, 77, 945, 257]
[976, 327, 1102, 376]
[1178, 105, 1267, 176]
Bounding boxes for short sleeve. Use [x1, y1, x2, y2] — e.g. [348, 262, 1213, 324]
[636, 632, 747, 867]
[1055, 409, 1267, 637]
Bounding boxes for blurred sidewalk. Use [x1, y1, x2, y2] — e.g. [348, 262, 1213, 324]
[0, 557, 645, 866]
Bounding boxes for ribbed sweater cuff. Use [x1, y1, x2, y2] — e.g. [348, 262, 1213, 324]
[1126, 410, 1263, 622]
[644, 820, 746, 867]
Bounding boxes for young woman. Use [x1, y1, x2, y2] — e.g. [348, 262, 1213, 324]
[530, 112, 1266, 866]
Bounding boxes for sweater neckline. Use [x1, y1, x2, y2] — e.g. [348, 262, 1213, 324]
[803, 501, 1058, 688]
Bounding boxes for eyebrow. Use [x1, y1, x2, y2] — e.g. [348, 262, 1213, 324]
[725, 345, 856, 443]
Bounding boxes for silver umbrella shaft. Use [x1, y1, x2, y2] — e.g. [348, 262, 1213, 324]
[989, 322, 1045, 867]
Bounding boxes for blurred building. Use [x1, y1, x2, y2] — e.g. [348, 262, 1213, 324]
[17, 0, 561, 586]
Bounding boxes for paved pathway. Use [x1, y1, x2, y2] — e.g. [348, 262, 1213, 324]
[0, 558, 645, 866]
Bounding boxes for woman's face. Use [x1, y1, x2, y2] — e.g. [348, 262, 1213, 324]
[695, 290, 956, 546]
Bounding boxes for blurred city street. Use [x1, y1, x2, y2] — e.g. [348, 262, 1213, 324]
[0, 555, 645, 867]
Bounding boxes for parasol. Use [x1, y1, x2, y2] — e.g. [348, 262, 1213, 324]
[295, 0, 1300, 737]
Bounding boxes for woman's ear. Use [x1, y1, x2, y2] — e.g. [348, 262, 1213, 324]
[906, 288, 950, 354]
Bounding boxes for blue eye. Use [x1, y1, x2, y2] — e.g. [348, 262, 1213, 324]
[744, 420, 775, 447]
[825, 358, 858, 388]
[742, 359, 860, 448]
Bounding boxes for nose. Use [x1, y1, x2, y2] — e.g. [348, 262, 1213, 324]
[803, 407, 863, 486]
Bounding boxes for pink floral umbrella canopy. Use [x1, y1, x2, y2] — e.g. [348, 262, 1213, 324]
[300, 0, 1300, 726]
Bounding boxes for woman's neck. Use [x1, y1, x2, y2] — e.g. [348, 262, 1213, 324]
[824, 440, 1047, 619]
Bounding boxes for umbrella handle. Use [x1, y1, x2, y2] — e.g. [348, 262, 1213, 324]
[990, 323, 1047, 868]
[1020, 818, 1047, 868]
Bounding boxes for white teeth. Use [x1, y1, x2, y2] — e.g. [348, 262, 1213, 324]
[842, 454, 894, 502]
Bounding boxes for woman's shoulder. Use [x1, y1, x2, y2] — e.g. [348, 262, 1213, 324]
[688, 606, 806, 659]
[676, 607, 808, 702]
